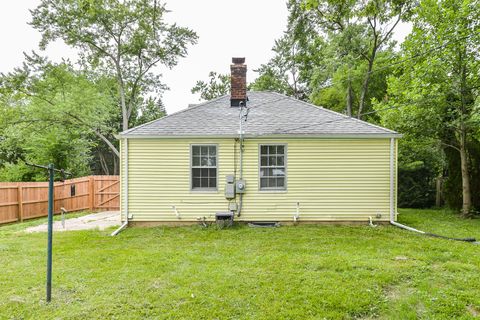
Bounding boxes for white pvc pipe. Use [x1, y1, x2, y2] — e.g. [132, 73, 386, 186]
[389, 138, 395, 222]
[111, 221, 128, 236]
[112, 138, 129, 236]
[390, 221, 425, 234]
[293, 202, 300, 222]
[172, 205, 180, 219]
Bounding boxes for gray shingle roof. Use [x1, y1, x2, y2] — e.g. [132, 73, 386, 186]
[120, 91, 400, 138]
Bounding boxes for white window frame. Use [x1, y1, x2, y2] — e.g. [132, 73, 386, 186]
[258, 143, 287, 191]
[190, 144, 219, 192]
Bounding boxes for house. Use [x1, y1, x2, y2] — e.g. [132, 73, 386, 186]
[118, 58, 400, 225]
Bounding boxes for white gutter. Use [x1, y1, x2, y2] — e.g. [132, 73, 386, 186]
[112, 138, 129, 236]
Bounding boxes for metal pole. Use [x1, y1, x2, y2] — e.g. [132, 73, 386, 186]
[46, 163, 54, 302]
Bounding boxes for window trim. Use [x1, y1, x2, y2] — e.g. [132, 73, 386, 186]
[258, 143, 288, 192]
[190, 144, 219, 192]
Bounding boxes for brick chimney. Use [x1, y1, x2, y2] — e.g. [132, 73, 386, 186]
[230, 57, 247, 107]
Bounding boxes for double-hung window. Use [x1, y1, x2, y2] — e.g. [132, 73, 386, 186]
[191, 145, 217, 190]
[259, 144, 287, 190]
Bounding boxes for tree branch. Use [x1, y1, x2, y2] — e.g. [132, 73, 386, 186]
[63, 111, 120, 158]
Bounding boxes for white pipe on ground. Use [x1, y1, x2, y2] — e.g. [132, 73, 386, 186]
[111, 221, 128, 236]
[390, 221, 425, 234]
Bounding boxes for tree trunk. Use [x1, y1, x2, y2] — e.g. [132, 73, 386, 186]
[93, 131, 120, 158]
[115, 59, 129, 131]
[99, 151, 110, 175]
[435, 175, 443, 207]
[346, 80, 353, 117]
[357, 58, 374, 119]
[457, 50, 472, 217]
[358, 31, 378, 120]
[113, 154, 119, 175]
[459, 130, 472, 217]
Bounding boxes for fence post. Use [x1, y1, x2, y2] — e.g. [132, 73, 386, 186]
[18, 186, 23, 222]
[89, 176, 95, 211]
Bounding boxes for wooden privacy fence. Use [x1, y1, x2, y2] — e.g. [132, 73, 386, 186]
[0, 175, 119, 225]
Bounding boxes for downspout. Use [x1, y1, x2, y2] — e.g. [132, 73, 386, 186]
[389, 138, 395, 223]
[112, 138, 128, 236]
[388, 138, 477, 243]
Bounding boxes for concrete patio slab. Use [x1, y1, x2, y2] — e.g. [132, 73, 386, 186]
[25, 211, 121, 233]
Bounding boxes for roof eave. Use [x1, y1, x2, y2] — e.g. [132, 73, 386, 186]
[118, 133, 403, 139]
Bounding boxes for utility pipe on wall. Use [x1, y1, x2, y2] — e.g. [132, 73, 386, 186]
[237, 101, 246, 217]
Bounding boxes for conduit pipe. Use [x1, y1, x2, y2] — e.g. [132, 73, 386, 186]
[112, 138, 129, 236]
[237, 101, 246, 217]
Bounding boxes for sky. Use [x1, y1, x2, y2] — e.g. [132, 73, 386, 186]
[0, 1, 412, 114]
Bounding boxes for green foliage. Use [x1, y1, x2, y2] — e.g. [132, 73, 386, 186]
[30, 0, 198, 131]
[396, 137, 445, 208]
[132, 97, 166, 127]
[191, 72, 230, 101]
[0, 55, 114, 180]
[253, 0, 411, 119]
[375, 0, 480, 213]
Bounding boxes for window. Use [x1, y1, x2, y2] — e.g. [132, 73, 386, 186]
[259, 144, 286, 190]
[191, 145, 217, 190]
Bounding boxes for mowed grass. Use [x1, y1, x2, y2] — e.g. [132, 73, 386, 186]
[1, 209, 479, 319]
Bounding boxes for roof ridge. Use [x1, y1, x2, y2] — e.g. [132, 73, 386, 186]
[275, 92, 397, 134]
[120, 94, 229, 135]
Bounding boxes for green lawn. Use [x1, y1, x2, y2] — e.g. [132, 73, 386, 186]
[1, 209, 479, 319]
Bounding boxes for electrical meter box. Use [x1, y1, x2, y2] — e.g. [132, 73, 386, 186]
[236, 179, 246, 194]
[225, 175, 235, 199]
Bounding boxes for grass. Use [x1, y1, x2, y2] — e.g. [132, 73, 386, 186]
[1, 209, 479, 319]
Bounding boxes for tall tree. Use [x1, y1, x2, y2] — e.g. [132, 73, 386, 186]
[303, 0, 413, 118]
[31, 0, 197, 133]
[375, 0, 480, 216]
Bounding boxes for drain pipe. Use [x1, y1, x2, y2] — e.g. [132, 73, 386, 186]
[387, 138, 476, 243]
[112, 138, 129, 236]
[388, 138, 418, 232]
[389, 138, 396, 223]
[293, 202, 300, 223]
[172, 205, 180, 219]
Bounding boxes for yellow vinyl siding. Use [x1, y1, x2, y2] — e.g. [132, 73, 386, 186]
[122, 138, 397, 222]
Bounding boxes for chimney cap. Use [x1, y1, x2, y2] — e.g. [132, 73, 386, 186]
[232, 57, 245, 64]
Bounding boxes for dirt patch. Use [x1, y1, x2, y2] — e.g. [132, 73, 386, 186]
[467, 305, 480, 317]
[25, 211, 120, 232]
